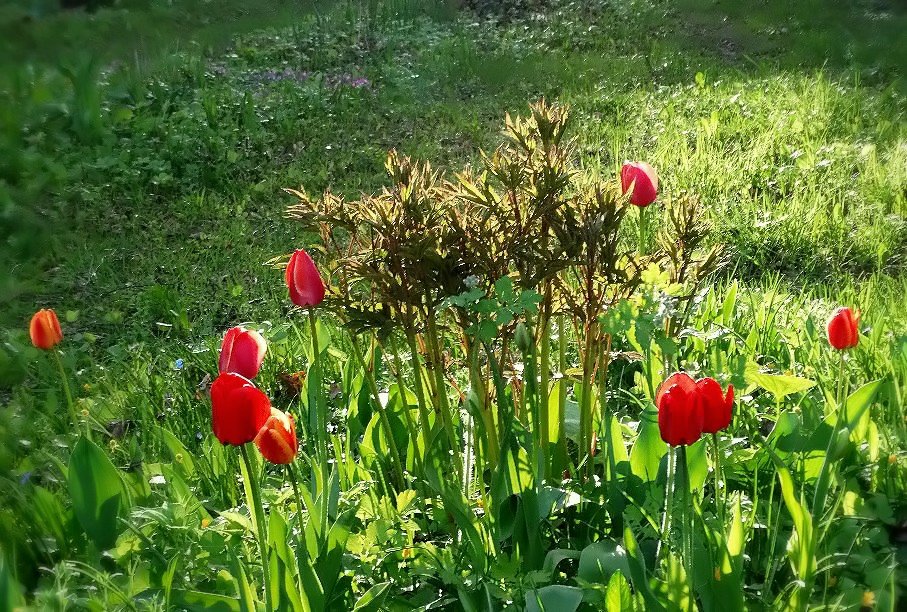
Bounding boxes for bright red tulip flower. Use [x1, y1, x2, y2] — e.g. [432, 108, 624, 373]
[211, 373, 271, 446]
[286, 248, 325, 308]
[29, 308, 63, 350]
[219, 326, 267, 379]
[620, 161, 658, 207]
[697, 377, 734, 434]
[827, 307, 859, 350]
[656, 372, 704, 446]
[254, 408, 298, 464]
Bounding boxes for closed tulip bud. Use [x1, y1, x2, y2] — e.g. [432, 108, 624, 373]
[826, 307, 859, 350]
[514, 321, 533, 354]
[656, 372, 704, 446]
[219, 326, 267, 379]
[210, 373, 271, 446]
[620, 161, 658, 207]
[697, 377, 734, 434]
[286, 249, 326, 308]
[29, 308, 63, 350]
[254, 408, 298, 464]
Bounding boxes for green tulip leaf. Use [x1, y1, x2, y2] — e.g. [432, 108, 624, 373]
[68, 436, 129, 551]
[745, 363, 815, 399]
[630, 407, 667, 482]
[353, 581, 391, 612]
[525, 585, 583, 612]
[605, 571, 634, 612]
[578, 539, 630, 584]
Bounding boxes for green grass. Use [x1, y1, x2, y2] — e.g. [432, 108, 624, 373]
[1, 0, 906, 609]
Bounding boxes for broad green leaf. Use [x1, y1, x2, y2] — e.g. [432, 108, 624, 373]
[684, 439, 707, 493]
[547, 381, 563, 444]
[656, 554, 692, 612]
[745, 363, 815, 399]
[605, 571, 635, 612]
[269, 509, 307, 612]
[578, 539, 630, 584]
[542, 549, 581, 577]
[155, 426, 196, 477]
[232, 555, 258, 612]
[844, 379, 883, 443]
[630, 408, 667, 482]
[167, 589, 240, 612]
[352, 581, 391, 611]
[525, 585, 583, 612]
[720, 281, 738, 326]
[238, 445, 262, 534]
[623, 527, 664, 612]
[0, 551, 24, 611]
[68, 436, 129, 550]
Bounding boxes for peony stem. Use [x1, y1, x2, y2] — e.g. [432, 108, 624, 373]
[348, 333, 405, 488]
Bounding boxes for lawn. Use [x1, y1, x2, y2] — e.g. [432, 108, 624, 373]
[1, 0, 906, 610]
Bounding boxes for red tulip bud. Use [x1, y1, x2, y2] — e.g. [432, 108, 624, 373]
[826, 307, 859, 350]
[286, 249, 325, 308]
[29, 308, 63, 350]
[656, 372, 704, 446]
[219, 326, 267, 379]
[254, 408, 298, 464]
[211, 373, 271, 446]
[697, 377, 734, 434]
[620, 161, 658, 207]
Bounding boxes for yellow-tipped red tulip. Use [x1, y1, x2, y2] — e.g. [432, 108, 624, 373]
[29, 308, 63, 350]
[254, 408, 298, 464]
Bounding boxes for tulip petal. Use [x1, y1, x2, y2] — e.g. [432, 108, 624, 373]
[211, 373, 271, 446]
[29, 309, 63, 350]
[286, 249, 326, 308]
[698, 377, 732, 434]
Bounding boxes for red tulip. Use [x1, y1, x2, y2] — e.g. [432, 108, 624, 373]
[254, 408, 298, 464]
[286, 249, 325, 308]
[827, 307, 859, 350]
[656, 372, 703, 446]
[219, 326, 267, 379]
[29, 308, 63, 350]
[211, 373, 271, 446]
[620, 161, 658, 207]
[697, 377, 734, 434]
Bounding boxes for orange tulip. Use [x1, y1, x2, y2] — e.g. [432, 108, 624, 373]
[286, 249, 325, 308]
[254, 408, 298, 464]
[29, 308, 63, 350]
[827, 307, 859, 350]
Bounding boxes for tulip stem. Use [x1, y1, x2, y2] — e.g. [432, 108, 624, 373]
[712, 432, 725, 526]
[677, 444, 695, 599]
[240, 444, 273, 612]
[52, 350, 79, 432]
[638, 204, 649, 256]
[287, 464, 309, 588]
[657, 445, 677, 563]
